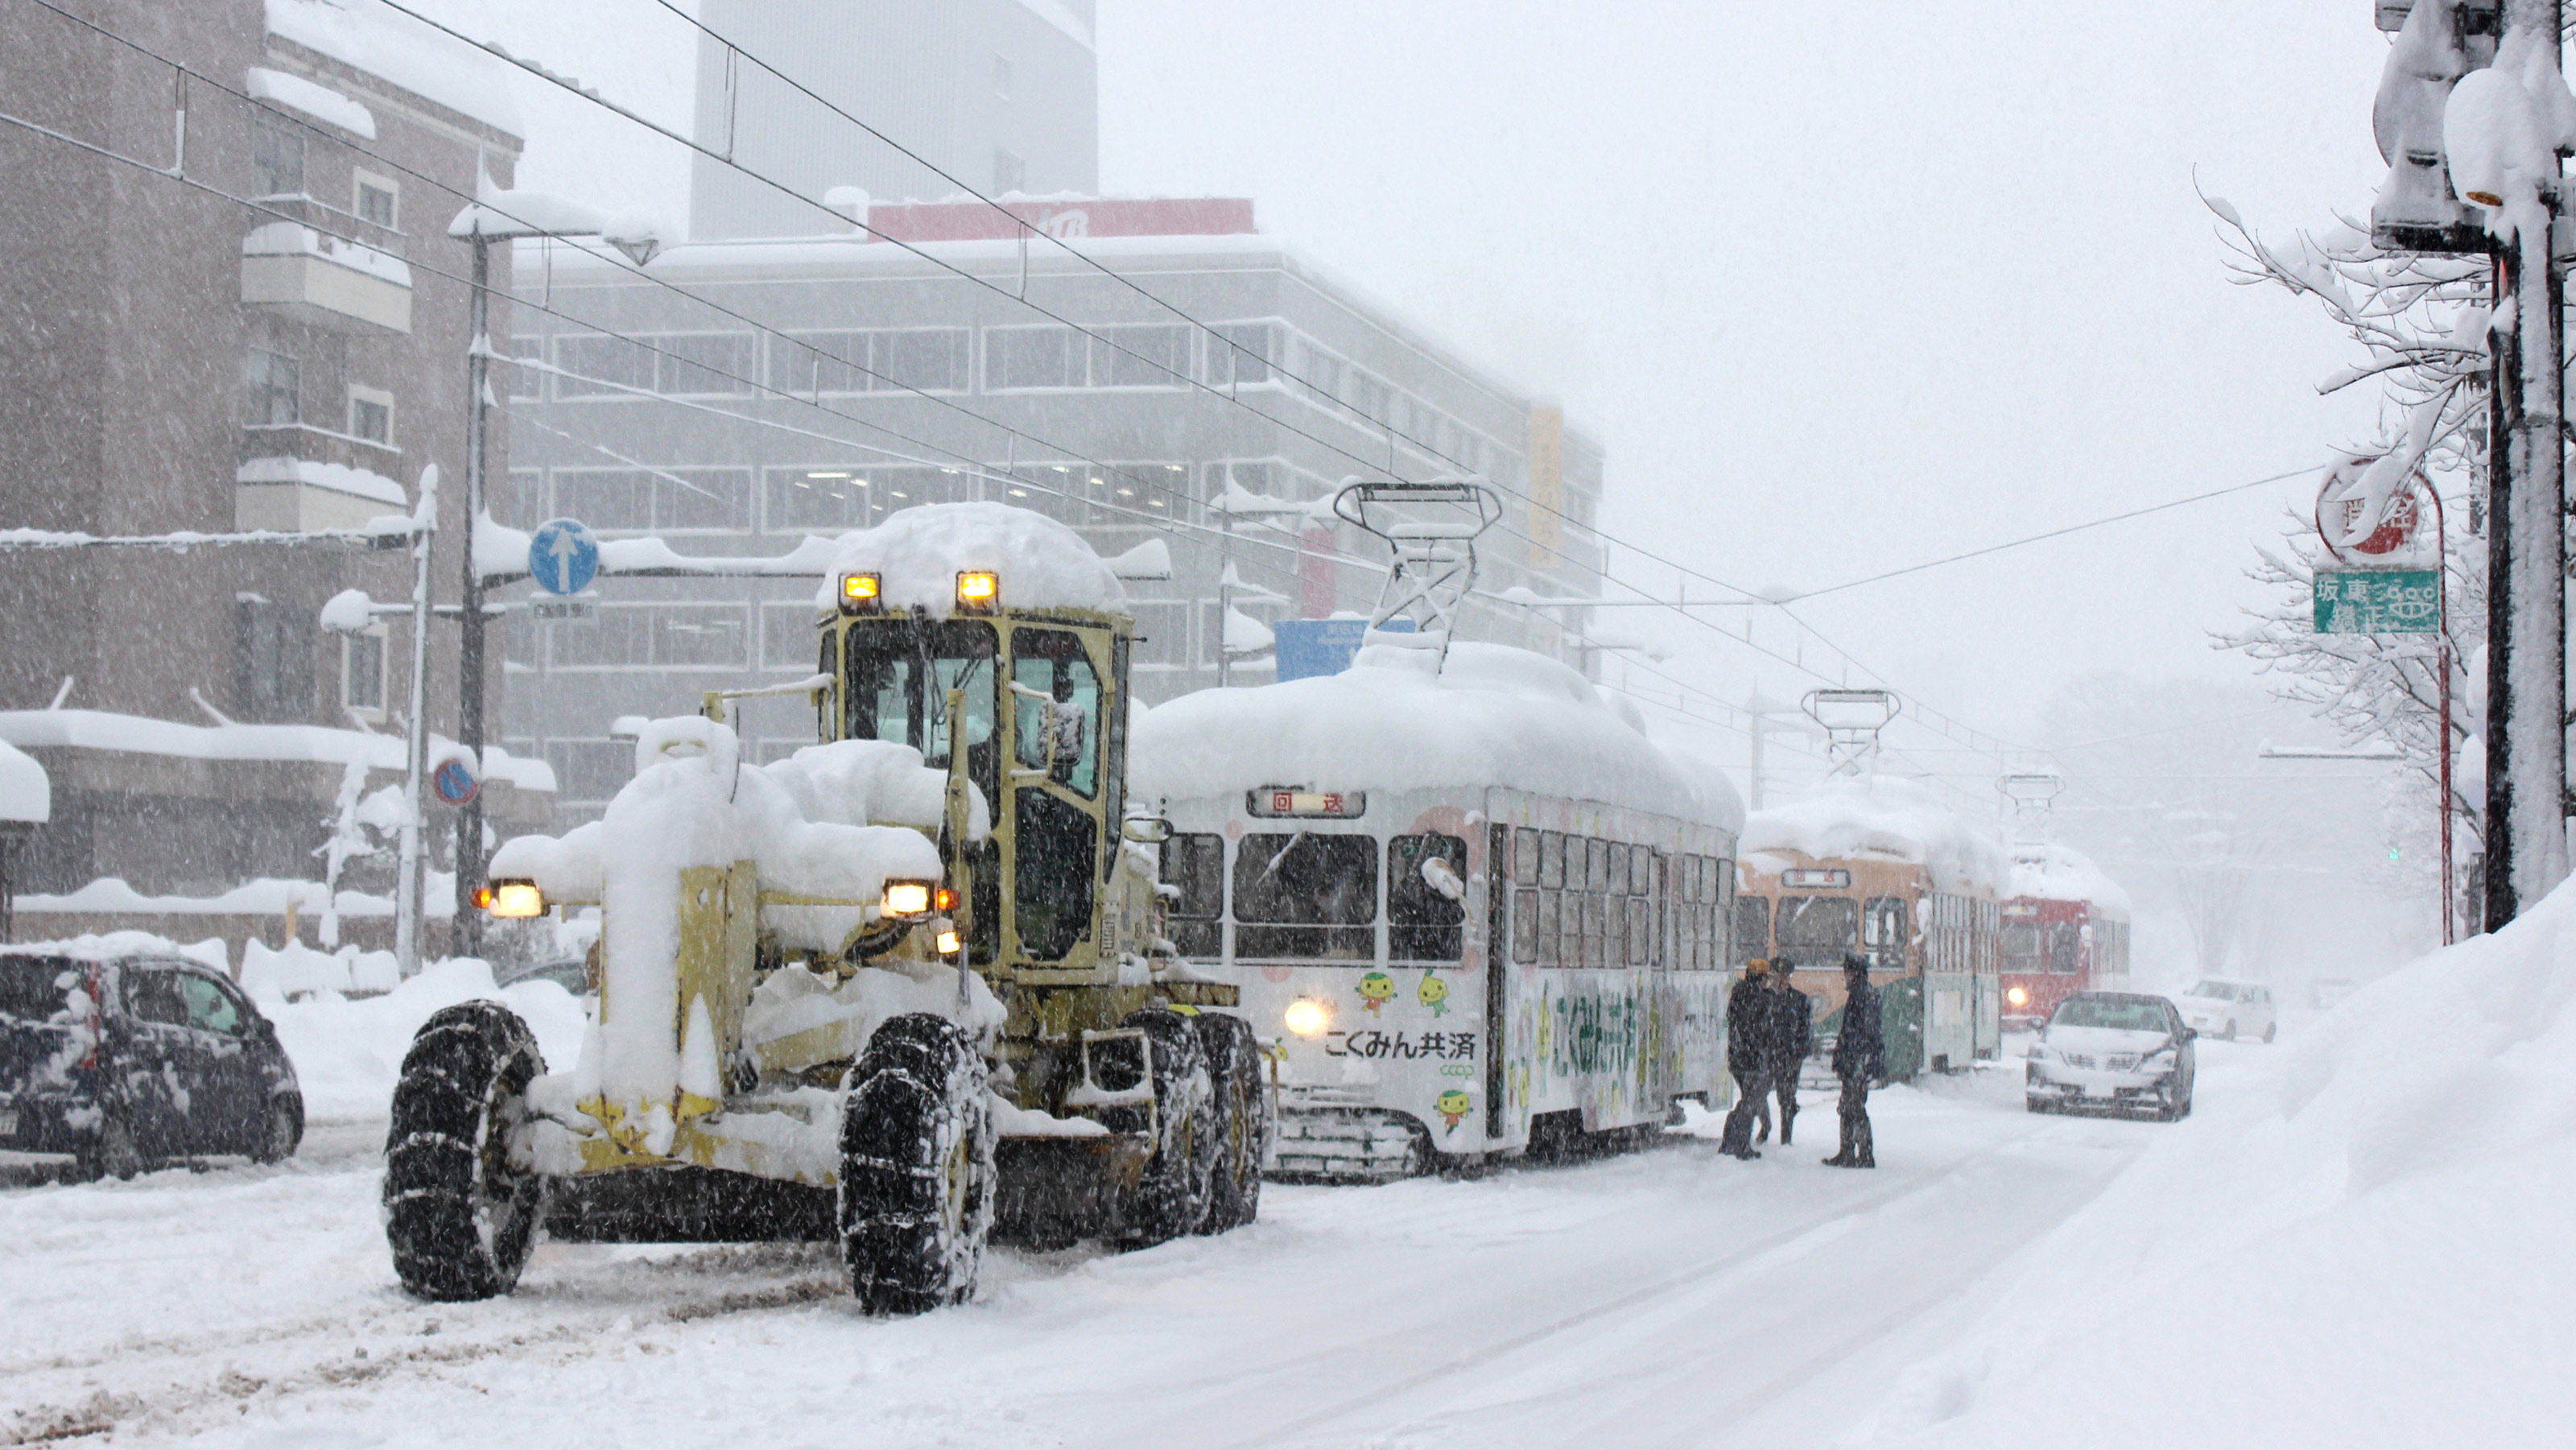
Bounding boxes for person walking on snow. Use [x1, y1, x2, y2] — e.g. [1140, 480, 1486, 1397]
[1719, 960, 1779, 1159]
[1824, 953, 1882, 1168]
[1769, 966, 1815, 1146]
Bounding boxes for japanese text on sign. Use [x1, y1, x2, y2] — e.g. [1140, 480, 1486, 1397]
[2314, 569, 2439, 635]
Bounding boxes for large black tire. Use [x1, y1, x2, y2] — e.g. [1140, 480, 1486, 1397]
[1108, 1007, 1218, 1246]
[383, 1002, 547, 1302]
[1192, 1011, 1271, 1234]
[77, 1113, 142, 1182]
[839, 1013, 996, 1316]
[252, 1093, 303, 1164]
[2262, 1022, 2277, 1044]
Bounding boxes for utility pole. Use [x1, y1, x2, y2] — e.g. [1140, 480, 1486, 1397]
[395, 467, 440, 975]
[2368, 0, 2569, 928]
[454, 233, 493, 957]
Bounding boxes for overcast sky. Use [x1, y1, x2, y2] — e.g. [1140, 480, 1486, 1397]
[472, 0, 2414, 795]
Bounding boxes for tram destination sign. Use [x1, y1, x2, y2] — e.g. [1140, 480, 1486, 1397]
[2314, 569, 2438, 635]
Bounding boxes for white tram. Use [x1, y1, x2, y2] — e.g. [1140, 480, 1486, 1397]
[1132, 642, 1744, 1178]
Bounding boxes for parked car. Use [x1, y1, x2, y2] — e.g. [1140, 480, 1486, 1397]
[2025, 991, 2195, 1121]
[0, 946, 303, 1179]
[2178, 977, 2277, 1043]
[493, 952, 592, 998]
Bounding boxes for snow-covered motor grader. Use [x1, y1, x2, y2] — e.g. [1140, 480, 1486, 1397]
[383, 506, 1269, 1313]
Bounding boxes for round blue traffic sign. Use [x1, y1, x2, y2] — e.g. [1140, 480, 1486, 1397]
[431, 757, 481, 808]
[529, 518, 600, 596]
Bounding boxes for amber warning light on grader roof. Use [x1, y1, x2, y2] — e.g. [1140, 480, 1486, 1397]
[477, 880, 546, 918]
[956, 570, 999, 610]
[839, 572, 881, 613]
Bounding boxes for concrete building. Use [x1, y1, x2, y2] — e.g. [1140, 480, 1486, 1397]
[0, 0, 552, 944]
[499, 198, 1608, 825]
[689, 0, 1100, 241]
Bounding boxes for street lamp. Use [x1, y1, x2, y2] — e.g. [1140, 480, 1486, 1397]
[446, 185, 659, 955]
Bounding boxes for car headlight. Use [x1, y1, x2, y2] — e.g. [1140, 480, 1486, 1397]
[2027, 1041, 2051, 1061]
[2140, 1048, 2178, 1072]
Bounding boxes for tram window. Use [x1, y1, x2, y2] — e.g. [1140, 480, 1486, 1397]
[1232, 832, 1377, 960]
[2047, 921, 2083, 975]
[1512, 828, 1541, 886]
[1629, 847, 1652, 896]
[1733, 895, 1770, 967]
[1625, 897, 1651, 966]
[1159, 833, 1224, 958]
[1704, 904, 1724, 969]
[1537, 890, 1561, 966]
[1013, 789, 1097, 960]
[2003, 922, 2041, 974]
[1678, 854, 1699, 903]
[1606, 841, 1629, 894]
[1775, 894, 1858, 967]
[1512, 889, 1539, 964]
[1539, 831, 1566, 890]
[1863, 897, 1907, 948]
[1011, 629, 1101, 797]
[1389, 833, 1468, 961]
[1582, 894, 1608, 968]
[1586, 837, 1612, 893]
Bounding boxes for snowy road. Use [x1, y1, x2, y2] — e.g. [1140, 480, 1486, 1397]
[0, 1046, 2276, 1448]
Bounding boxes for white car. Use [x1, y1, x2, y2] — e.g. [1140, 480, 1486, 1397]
[2025, 992, 2196, 1121]
[2178, 978, 2277, 1043]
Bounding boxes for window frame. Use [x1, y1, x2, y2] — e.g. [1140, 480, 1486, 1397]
[353, 169, 399, 229]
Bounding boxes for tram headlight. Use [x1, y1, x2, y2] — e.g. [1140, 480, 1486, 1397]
[839, 572, 882, 613]
[1284, 998, 1330, 1037]
[2006, 985, 2029, 1008]
[881, 879, 936, 919]
[477, 879, 546, 919]
[956, 569, 999, 610]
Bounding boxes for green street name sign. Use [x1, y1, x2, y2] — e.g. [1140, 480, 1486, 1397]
[2314, 569, 2439, 634]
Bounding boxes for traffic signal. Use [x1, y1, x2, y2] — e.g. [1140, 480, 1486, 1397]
[2370, 2, 2503, 254]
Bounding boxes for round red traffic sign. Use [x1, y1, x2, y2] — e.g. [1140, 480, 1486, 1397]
[431, 757, 480, 808]
[2315, 455, 2433, 565]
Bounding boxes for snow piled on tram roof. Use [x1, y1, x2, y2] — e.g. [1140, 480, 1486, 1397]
[2008, 841, 2132, 916]
[1131, 642, 1744, 832]
[809, 502, 1125, 618]
[1741, 777, 2008, 895]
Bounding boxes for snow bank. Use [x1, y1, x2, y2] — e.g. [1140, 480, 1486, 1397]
[257, 957, 587, 1120]
[1132, 641, 1745, 832]
[265, 0, 522, 138]
[239, 939, 398, 999]
[1854, 875, 2576, 1449]
[15, 876, 390, 918]
[1742, 778, 2008, 896]
[2006, 842, 2131, 915]
[0, 709, 554, 794]
[808, 502, 1125, 618]
[0, 738, 47, 824]
[244, 65, 375, 138]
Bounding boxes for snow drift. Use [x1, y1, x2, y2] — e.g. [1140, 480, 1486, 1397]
[1852, 873, 2576, 1449]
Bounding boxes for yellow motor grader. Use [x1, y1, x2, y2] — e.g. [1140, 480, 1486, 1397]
[383, 508, 1269, 1314]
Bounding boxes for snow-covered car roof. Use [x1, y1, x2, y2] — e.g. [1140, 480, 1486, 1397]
[1131, 642, 1744, 832]
[1742, 777, 2009, 896]
[808, 502, 1125, 618]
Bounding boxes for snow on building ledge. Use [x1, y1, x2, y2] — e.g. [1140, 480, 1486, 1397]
[244, 66, 376, 138]
[264, 0, 523, 140]
[236, 456, 411, 531]
[0, 709, 555, 795]
[241, 221, 413, 335]
[0, 738, 48, 825]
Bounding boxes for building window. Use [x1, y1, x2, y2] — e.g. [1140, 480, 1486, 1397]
[353, 171, 398, 227]
[346, 385, 393, 445]
[244, 349, 299, 426]
[554, 333, 753, 399]
[548, 604, 750, 669]
[993, 147, 1026, 195]
[342, 627, 387, 717]
[543, 738, 634, 804]
[252, 117, 304, 196]
[235, 594, 313, 721]
[771, 329, 970, 395]
[552, 467, 751, 533]
[984, 324, 1192, 391]
[1203, 321, 1278, 387]
[993, 54, 1013, 98]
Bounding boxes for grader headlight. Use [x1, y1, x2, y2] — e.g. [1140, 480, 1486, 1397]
[881, 879, 937, 919]
[839, 572, 882, 613]
[956, 570, 999, 611]
[477, 879, 547, 919]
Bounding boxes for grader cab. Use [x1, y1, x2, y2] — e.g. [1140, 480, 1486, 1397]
[384, 505, 1270, 1314]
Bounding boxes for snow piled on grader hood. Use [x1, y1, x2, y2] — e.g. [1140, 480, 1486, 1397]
[1132, 642, 1744, 831]
[2008, 842, 2132, 915]
[809, 501, 1126, 618]
[1743, 777, 2008, 895]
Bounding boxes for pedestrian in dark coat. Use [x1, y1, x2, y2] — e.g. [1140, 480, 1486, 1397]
[1717, 960, 1778, 1159]
[1771, 971, 1814, 1146]
[1825, 953, 1882, 1168]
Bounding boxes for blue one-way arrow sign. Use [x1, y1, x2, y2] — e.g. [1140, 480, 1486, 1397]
[529, 518, 599, 596]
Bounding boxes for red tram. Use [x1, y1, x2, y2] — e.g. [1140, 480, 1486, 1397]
[2000, 847, 2132, 1030]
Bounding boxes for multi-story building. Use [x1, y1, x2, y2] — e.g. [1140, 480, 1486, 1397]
[499, 198, 1608, 824]
[688, 0, 1100, 241]
[0, 0, 552, 944]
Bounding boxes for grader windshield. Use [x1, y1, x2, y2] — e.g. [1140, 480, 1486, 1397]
[839, 618, 1001, 803]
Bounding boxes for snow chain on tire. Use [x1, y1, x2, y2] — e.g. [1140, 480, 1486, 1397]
[838, 1013, 997, 1316]
[383, 1002, 547, 1301]
[1112, 1008, 1220, 1246]
[1192, 1011, 1270, 1234]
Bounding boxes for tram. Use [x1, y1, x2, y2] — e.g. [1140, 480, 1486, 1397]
[2000, 843, 2133, 1030]
[1133, 642, 1744, 1179]
[1733, 779, 2009, 1078]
